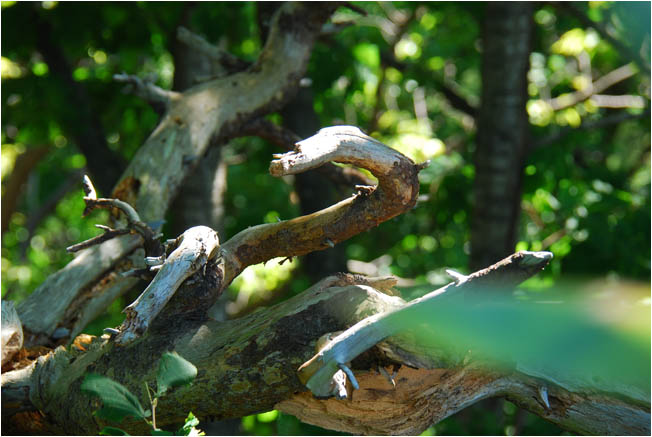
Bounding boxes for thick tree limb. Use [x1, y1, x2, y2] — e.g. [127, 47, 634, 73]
[3, 255, 648, 435]
[297, 251, 553, 397]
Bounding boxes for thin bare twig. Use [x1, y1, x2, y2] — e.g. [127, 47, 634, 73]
[545, 63, 637, 111]
[66, 226, 132, 253]
[68, 175, 163, 256]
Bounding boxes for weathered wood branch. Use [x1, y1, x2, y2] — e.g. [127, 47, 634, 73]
[3, 255, 648, 435]
[117, 226, 219, 345]
[297, 251, 554, 398]
[47, 123, 420, 348]
[220, 125, 423, 286]
[239, 118, 375, 187]
[15, 2, 337, 345]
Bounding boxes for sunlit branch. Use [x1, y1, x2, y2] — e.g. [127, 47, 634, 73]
[545, 63, 637, 111]
[590, 94, 647, 108]
[238, 118, 374, 187]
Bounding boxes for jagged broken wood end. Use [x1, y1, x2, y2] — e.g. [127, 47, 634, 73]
[115, 225, 219, 345]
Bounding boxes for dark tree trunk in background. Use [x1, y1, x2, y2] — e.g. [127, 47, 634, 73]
[258, 2, 348, 281]
[470, 2, 533, 271]
[169, 19, 228, 238]
[32, 7, 125, 195]
[281, 87, 349, 281]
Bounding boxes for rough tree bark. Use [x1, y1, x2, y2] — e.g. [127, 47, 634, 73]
[470, 2, 533, 270]
[2, 3, 649, 436]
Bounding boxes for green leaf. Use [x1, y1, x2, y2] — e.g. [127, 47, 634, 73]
[81, 373, 149, 423]
[156, 352, 197, 397]
[100, 426, 131, 435]
[150, 430, 173, 436]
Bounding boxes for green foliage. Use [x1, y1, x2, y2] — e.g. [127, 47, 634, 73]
[100, 426, 131, 436]
[402, 287, 650, 394]
[156, 352, 198, 397]
[81, 373, 150, 423]
[81, 352, 202, 435]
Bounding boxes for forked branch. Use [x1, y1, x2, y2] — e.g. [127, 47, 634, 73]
[66, 175, 163, 257]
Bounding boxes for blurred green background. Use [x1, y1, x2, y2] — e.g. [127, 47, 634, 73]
[1, 1, 649, 435]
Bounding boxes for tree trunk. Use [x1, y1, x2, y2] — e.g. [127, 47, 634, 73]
[169, 25, 229, 238]
[470, 2, 533, 270]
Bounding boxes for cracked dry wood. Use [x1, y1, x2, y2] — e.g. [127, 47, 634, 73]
[277, 366, 503, 435]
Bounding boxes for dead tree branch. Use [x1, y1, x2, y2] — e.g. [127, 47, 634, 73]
[111, 125, 421, 345]
[239, 118, 375, 187]
[220, 125, 423, 286]
[297, 251, 553, 398]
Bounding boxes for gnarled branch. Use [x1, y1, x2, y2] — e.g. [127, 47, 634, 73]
[220, 125, 423, 285]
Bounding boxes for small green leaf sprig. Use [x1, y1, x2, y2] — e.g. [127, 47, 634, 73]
[81, 352, 203, 436]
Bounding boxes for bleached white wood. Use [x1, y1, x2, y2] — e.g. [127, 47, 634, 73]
[116, 226, 219, 345]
